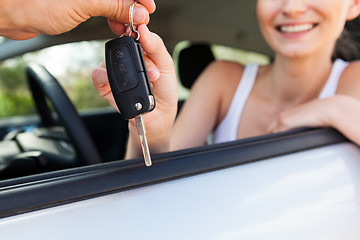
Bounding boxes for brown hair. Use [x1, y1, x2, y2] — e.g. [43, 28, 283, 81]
[332, 18, 360, 61]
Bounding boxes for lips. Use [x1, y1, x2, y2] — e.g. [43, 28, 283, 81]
[277, 23, 317, 33]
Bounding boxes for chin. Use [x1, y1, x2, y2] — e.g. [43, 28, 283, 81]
[275, 45, 315, 59]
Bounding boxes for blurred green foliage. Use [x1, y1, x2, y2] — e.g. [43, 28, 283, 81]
[64, 70, 111, 111]
[0, 42, 109, 118]
[0, 58, 36, 118]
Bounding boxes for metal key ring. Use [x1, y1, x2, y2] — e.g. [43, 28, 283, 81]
[129, 2, 137, 33]
[128, 29, 140, 40]
[129, 1, 140, 40]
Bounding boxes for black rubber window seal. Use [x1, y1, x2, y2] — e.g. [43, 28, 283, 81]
[0, 127, 349, 218]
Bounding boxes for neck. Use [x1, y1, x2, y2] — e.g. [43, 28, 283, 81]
[264, 51, 334, 107]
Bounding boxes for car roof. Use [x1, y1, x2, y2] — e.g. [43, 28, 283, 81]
[0, 0, 272, 61]
[149, 0, 271, 54]
[2, 0, 360, 62]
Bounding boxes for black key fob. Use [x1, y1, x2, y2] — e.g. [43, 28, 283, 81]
[105, 36, 155, 120]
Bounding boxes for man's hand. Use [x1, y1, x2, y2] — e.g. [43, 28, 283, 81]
[0, 0, 155, 40]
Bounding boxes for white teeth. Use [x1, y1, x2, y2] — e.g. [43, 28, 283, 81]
[280, 24, 314, 33]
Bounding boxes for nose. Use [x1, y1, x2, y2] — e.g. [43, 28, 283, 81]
[282, 0, 307, 17]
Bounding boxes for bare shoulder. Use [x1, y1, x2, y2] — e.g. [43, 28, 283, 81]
[183, 60, 246, 127]
[343, 60, 360, 75]
[172, 60, 246, 148]
[202, 60, 244, 76]
[191, 60, 245, 110]
[337, 60, 360, 98]
[193, 60, 245, 91]
[207, 59, 245, 71]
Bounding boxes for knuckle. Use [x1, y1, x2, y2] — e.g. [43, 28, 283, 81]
[111, 0, 126, 19]
[91, 68, 100, 81]
[91, 68, 106, 84]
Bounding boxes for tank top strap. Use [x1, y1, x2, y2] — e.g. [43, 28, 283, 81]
[318, 59, 349, 99]
[212, 59, 348, 144]
[212, 64, 259, 144]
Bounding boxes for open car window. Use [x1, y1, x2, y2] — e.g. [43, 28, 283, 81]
[0, 40, 110, 120]
[0, 36, 353, 181]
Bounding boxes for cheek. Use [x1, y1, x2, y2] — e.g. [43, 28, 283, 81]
[256, 0, 267, 24]
[316, 1, 351, 29]
[256, 0, 278, 45]
[256, 0, 278, 31]
[321, 9, 349, 41]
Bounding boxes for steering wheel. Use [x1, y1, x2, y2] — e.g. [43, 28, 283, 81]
[25, 63, 102, 165]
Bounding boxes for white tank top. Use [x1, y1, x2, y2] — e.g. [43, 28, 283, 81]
[212, 59, 349, 144]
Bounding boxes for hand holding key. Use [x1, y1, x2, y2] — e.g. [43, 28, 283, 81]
[94, 3, 178, 165]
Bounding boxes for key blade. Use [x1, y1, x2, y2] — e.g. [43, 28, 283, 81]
[135, 115, 152, 167]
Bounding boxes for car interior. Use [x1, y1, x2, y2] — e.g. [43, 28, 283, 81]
[0, 0, 360, 181]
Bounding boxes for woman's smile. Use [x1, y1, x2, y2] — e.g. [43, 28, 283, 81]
[277, 23, 317, 34]
[275, 22, 319, 39]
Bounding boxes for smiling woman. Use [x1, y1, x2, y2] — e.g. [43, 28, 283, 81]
[92, 0, 360, 159]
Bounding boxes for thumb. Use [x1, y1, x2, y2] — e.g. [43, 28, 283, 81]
[93, 0, 155, 25]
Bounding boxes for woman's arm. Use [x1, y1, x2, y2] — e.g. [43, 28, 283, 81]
[269, 61, 360, 146]
[269, 95, 360, 146]
[170, 60, 243, 151]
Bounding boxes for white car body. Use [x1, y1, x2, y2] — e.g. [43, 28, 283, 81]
[1, 142, 359, 239]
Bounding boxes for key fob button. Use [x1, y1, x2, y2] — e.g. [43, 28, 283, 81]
[105, 36, 155, 120]
[109, 46, 139, 92]
[112, 45, 132, 59]
[112, 65, 138, 92]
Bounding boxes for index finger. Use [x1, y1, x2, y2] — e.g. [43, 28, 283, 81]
[95, 0, 155, 24]
[137, 24, 174, 71]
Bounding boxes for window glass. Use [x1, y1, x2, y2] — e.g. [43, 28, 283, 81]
[0, 40, 110, 118]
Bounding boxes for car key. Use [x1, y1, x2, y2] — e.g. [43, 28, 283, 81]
[105, 36, 155, 166]
[104, 2, 155, 166]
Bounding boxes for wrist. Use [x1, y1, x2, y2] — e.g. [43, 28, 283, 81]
[323, 95, 351, 128]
